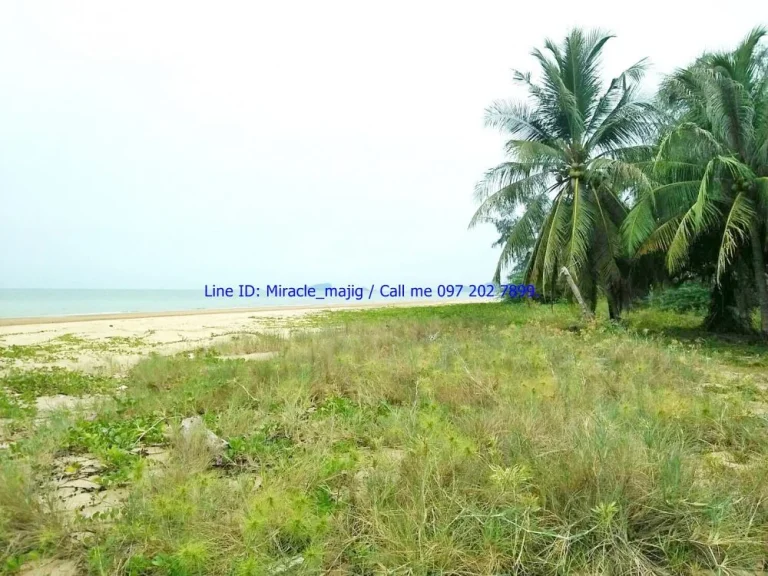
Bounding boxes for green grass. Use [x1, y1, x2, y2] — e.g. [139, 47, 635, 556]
[0, 333, 150, 366]
[1, 303, 768, 574]
[1, 368, 114, 401]
[62, 411, 167, 485]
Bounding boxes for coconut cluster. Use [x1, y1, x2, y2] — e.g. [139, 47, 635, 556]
[731, 177, 755, 193]
[568, 162, 587, 179]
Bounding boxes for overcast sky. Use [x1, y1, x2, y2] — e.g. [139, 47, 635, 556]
[0, 1, 762, 289]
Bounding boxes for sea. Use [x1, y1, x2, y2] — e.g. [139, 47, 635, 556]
[0, 288, 388, 319]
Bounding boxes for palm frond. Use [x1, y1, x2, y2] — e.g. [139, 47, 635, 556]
[484, 101, 553, 143]
[716, 192, 755, 281]
[567, 178, 595, 278]
[541, 192, 571, 288]
[492, 192, 550, 283]
[504, 140, 566, 164]
[621, 194, 656, 254]
[469, 171, 552, 228]
[637, 215, 683, 256]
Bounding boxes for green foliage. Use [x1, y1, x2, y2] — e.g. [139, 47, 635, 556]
[0, 368, 113, 401]
[0, 389, 30, 419]
[621, 27, 768, 331]
[64, 412, 166, 484]
[0, 334, 149, 366]
[646, 281, 712, 312]
[225, 424, 294, 465]
[0, 345, 41, 360]
[475, 27, 768, 330]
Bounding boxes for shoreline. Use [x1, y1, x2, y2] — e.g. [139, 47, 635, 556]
[0, 298, 482, 327]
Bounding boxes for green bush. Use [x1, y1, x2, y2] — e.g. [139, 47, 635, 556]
[646, 281, 711, 313]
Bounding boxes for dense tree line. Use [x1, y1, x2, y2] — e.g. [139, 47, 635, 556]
[472, 28, 768, 334]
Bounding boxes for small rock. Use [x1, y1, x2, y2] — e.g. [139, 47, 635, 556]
[180, 416, 228, 452]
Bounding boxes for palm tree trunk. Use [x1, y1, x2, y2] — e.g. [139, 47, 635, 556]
[704, 267, 752, 333]
[750, 225, 768, 336]
[560, 266, 594, 320]
[607, 292, 619, 320]
[588, 277, 598, 314]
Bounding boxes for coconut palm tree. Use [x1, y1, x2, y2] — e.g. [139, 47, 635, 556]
[622, 27, 768, 333]
[470, 28, 655, 318]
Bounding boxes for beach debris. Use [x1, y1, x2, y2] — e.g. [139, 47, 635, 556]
[18, 558, 78, 576]
[180, 416, 228, 453]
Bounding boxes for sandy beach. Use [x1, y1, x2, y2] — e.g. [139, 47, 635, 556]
[0, 299, 478, 374]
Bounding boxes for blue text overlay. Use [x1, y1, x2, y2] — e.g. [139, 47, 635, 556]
[204, 284, 537, 301]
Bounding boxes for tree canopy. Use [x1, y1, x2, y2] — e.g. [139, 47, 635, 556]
[475, 27, 768, 333]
